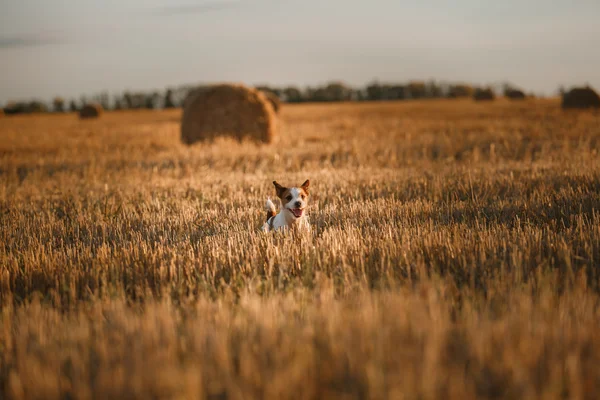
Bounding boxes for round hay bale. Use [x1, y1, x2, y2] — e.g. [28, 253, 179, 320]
[473, 88, 495, 101]
[262, 91, 281, 113]
[183, 86, 210, 109]
[181, 83, 277, 145]
[562, 87, 600, 109]
[505, 89, 526, 100]
[79, 103, 103, 119]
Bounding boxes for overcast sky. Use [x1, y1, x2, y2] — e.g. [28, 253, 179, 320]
[1, 0, 599, 104]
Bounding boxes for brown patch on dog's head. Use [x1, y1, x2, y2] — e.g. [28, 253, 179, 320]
[273, 181, 290, 200]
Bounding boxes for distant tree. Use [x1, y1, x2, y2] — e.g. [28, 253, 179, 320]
[133, 93, 146, 109]
[123, 92, 133, 109]
[305, 87, 327, 102]
[366, 84, 378, 100]
[3, 102, 25, 115]
[144, 94, 153, 109]
[27, 100, 48, 113]
[388, 85, 406, 100]
[407, 81, 427, 99]
[352, 89, 366, 101]
[426, 80, 442, 98]
[69, 100, 79, 112]
[324, 82, 352, 102]
[164, 89, 176, 108]
[447, 84, 474, 98]
[53, 97, 65, 112]
[503, 84, 526, 100]
[114, 98, 123, 110]
[283, 87, 303, 103]
[96, 92, 110, 110]
[119, 92, 146, 109]
[473, 87, 496, 101]
[366, 82, 384, 101]
[145, 92, 160, 109]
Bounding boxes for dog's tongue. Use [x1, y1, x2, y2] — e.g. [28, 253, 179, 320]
[291, 208, 303, 218]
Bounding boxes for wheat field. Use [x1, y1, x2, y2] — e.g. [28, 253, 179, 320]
[1, 99, 600, 399]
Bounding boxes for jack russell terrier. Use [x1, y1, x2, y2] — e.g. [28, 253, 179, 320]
[262, 179, 310, 232]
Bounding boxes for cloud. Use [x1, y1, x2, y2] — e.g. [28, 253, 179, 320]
[0, 32, 64, 49]
[150, 1, 241, 16]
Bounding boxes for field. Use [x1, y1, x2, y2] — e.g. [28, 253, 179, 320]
[1, 99, 600, 399]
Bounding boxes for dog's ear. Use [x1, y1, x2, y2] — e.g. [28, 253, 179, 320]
[273, 181, 287, 197]
[301, 179, 310, 194]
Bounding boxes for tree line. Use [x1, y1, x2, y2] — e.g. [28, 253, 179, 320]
[2, 81, 529, 114]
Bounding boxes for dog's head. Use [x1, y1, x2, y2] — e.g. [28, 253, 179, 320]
[273, 179, 310, 219]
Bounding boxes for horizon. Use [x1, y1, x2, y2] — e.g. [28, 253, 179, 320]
[1, 0, 599, 105]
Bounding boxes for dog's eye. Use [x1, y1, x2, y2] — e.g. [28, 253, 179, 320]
[301, 194, 306, 199]
[286, 195, 292, 201]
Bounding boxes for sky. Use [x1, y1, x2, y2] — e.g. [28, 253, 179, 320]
[1, 0, 599, 104]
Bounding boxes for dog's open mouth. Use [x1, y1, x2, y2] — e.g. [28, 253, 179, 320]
[289, 208, 304, 218]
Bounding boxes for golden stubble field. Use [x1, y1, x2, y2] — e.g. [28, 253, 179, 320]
[1, 99, 600, 399]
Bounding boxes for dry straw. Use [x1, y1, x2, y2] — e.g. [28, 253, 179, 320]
[79, 103, 103, 119]
[3, 98, 600, 398]
[562, 87, 600, 109]
[181, 83, 277, 145]
[183, 86, 209, 109]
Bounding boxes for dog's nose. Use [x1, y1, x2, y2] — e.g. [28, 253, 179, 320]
[294, 201, 302, 208]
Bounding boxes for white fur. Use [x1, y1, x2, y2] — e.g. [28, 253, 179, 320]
[265, 198, 277, 217]
[262, 188, 310, 232]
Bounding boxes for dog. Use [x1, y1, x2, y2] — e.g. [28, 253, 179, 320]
[262, 179, 310, 232]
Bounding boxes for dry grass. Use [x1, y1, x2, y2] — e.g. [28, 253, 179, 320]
[1, 98, 600, 399]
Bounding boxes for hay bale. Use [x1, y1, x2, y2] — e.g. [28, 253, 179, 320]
[262, 91, 281, 113]
[473, 88, 495, 101]
[79, 103, 103, 119]
[181, 83, 277, 144]
[183, 86, 210, 109]
[505, 89, 526, 100]
[562, 87, 600, 109]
